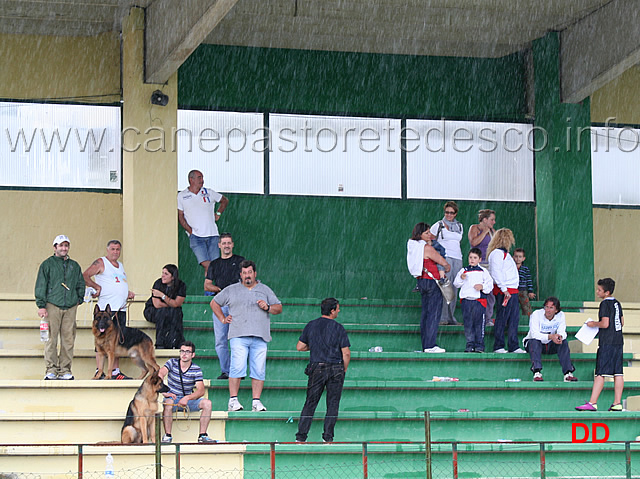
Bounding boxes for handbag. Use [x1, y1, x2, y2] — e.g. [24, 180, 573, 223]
[425, 270, 456, 305]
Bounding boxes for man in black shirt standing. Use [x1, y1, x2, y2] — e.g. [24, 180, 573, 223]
[295, 298, 351, 443]
[205, 233, 244, 379]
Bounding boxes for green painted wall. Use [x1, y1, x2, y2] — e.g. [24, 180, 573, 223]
[179, 45, 527, 120]
[178, 44, 534, 300]
[532, 33, 594, 301]
[179, 196, 536, 300]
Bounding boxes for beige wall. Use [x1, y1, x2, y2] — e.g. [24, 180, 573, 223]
[590, 66, 640, 303]
[0, 21, 178, 298]
[1, 32, 123, 295]
[0, 32, 120, 102]
[592, 208, 640, 303]
[2, 190, 122, 295]
[591, 65, 640, 125]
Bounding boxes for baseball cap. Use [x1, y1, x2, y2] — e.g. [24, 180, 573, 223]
[53, 234, 70, 246]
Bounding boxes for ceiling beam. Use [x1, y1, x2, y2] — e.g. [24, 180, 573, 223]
[145, 0, 238, 84]
[560, 0, 640, 103]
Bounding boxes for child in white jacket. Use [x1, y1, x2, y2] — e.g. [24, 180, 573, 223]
[454, 248, 493, 352]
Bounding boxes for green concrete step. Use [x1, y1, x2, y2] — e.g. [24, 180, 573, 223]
[4, 346, 615, 383]
[6, 410, 638, 445]
[206, 379, 640, 414]
[182, 349, 631, 383]
[186, 322, 587, 353]
[184, 300, 426, 327]
[222, 410, 640, 443]
[6, 376, 632, 416]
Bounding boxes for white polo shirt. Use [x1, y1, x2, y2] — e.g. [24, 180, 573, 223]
[177, 187, 223, 238]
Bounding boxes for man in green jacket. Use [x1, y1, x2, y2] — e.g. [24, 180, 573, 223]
[35, 235, 85, 380]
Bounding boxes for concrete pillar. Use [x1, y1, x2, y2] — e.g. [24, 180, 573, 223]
[121, 7, 178, 294]
[532, 33, 594, 301]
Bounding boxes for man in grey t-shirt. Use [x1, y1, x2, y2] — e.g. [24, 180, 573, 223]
[211, 260, 282, 412]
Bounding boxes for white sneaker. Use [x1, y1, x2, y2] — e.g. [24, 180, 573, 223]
[58, 373, 74, 380]
[252, 399, 267, 412]
[512, 348, 526, 354]
[228, 397, 243, 411]
[424, 346, 446, 353]
[494, 348, 507, 353]
[44, 373, 57, 380]
[161, 434, 172, 443]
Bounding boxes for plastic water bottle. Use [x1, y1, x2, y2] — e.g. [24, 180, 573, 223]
[39, 319, 49, 342]
[368, 346, 383, 352]
[105, 453, 114, 478]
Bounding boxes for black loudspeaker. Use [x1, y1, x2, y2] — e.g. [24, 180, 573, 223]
[150, 90, 169, 106]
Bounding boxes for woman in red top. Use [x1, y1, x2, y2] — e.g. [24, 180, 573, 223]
[410, 223, 450, 353]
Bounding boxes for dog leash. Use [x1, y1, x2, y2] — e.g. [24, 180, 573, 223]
[160, 400, 192, 432]
[111, 300, 133, 344]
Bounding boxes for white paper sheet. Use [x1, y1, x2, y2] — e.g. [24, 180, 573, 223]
[575, 318, 599, 345]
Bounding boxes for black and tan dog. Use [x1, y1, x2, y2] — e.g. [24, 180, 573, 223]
[121, 370, 169, 443]
[92, 304, 159, 380]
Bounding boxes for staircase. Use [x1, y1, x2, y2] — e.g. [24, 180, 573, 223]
[2, 294, 640, 478]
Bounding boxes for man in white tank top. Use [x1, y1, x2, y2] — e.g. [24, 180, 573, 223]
[83, 240, 135, 379]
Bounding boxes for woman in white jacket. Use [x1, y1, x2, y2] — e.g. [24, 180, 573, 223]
[487, 228, 525, 353]
[407, 223, 450, 353]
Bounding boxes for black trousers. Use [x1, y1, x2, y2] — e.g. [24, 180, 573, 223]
[296, 363, 345, 442]
[154, 307, 184, 349]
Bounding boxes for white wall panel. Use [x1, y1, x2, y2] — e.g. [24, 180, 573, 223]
[177, 110, 264, 193]
[269, 114, 401, 198]
[591, 126, 640, 205]
[406, 119, 534, 202]
[0, 102, 121, 189]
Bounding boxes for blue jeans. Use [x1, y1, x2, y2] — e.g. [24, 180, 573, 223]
[213, 306, 230, 374]
[417, 278, 443, 350]
[493, 293, 520, 351]
[230, 336, 268, 380]
[461, 298, 485, 351]
[189, 235, 220, 265]
[524, 338, 575, 374]
[166, 396, 204, 412]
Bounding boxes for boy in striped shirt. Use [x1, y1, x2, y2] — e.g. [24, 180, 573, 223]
[514, 248, 535, 317]
[159, 341, 215, 443]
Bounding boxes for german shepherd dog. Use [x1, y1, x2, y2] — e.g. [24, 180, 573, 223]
[92, 304, 159, 379]
[121, 370, 170, 443]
